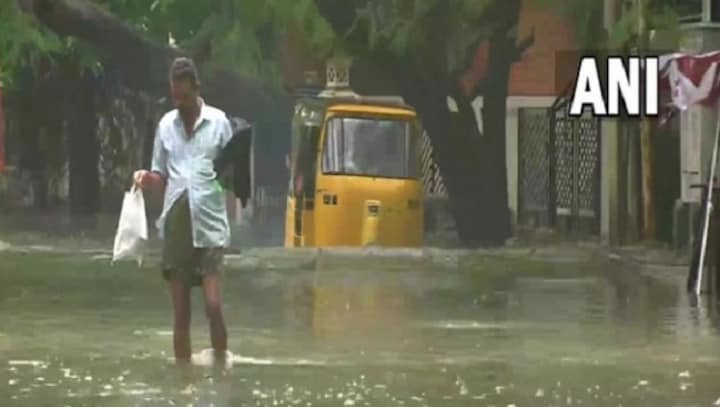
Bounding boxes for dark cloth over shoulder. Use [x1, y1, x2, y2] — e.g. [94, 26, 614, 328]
[214, 116, 252, 208]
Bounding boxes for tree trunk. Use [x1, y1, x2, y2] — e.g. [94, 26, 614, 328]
[352, 51, 492, 246]
[350, 56, 492, 245]
[15, 73, 50, 210]
[473, 0, 522, 245]
[66, 72, 100, 227]
[18, 120, 49, 210]
[408, 89, 489, 244]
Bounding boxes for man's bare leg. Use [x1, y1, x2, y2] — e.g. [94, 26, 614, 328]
[169, 278, 192, 362]
[202, 273, 227, 361]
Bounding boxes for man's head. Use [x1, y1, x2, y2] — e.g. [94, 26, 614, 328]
[169, 57, 200, 112]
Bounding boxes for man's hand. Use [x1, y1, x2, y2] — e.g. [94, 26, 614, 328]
[134, 170, 149, 189]
[134, 170, 163, 190]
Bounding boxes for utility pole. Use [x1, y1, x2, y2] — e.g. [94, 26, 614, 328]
[638, 0, 656, 241]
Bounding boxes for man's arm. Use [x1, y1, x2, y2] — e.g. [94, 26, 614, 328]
[136, 124, 167, 189]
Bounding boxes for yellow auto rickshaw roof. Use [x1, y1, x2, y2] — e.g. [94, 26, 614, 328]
[327, 103, 416, 117]
[294, 95, 418, 127]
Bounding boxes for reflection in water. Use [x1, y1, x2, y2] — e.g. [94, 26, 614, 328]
[174, 358, 233, 407]
[288, 269, 413, 345]
[4, 251, 720, 405]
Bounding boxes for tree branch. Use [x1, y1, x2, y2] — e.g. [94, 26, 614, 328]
[18, 0, 292, 123]
[463, 28, 534, 100]
[511, 28, 535, 63]
[313, 0, 361, 35]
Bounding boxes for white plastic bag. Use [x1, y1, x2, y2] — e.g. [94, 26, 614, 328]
[112, 185, 148, 265]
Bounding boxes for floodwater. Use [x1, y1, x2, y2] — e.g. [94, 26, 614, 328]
[1, 248, 720, 406]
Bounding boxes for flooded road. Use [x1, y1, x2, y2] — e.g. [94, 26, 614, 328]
[1, 249, 720, 406]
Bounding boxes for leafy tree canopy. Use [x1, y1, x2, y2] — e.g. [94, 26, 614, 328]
[0, 2, 62, 84]
[1, 0, 689, 89]
[2, 0, 335, 87]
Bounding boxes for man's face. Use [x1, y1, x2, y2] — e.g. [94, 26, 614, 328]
[170, 78, 198, 112]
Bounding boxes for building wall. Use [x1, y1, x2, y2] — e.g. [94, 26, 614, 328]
[509, 3, 578, 97]
[463, 2, 578, 97]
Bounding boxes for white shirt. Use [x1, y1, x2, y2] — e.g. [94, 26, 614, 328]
[151, 101, 233, 248]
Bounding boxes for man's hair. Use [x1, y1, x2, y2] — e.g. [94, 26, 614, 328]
[170, 57, 199, 86]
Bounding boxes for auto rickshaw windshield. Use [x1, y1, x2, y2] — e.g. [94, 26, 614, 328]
[321, 116, 418, 179]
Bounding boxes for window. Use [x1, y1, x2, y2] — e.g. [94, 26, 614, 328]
[672, 0, 720, 23]
[322, 116, 418, 179]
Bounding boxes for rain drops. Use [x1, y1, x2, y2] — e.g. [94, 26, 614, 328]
[455, 377, 469, 396]
[678, 371, 693, 392]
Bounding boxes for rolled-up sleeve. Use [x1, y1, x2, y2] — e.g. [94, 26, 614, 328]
[150, 125, 168, 178]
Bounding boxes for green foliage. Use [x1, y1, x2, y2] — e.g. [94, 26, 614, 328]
[556, 0, 682, 50]
[339, 0, 683, 66]
[184, 0, 334, 84]
[94, 0, 336, 84]
[1, 0, 336, 88]
[330, 0, 499, 77]
[611, 3, 681, 50]
[0, 0, 690, 89]
[553, 0, 605, 50]
[349, 0, 492, 54]
[0, 2, 63, 85]
[0, 2, 107, 88]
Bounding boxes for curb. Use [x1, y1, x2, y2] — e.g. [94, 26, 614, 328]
[2, 242, 629, 272]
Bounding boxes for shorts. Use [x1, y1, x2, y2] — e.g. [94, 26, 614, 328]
[161, 192, 224, 287]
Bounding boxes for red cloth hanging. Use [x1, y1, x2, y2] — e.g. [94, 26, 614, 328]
[659, 51, 720, 110]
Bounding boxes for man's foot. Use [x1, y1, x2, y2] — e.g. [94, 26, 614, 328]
[213, 349, 227, 361]
[213, 349, 233, 369]
[191, 348, 233, 368]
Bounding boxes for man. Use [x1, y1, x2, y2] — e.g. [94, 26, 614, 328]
[134, 57, 231, 363]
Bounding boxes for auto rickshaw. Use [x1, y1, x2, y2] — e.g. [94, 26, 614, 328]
[284, 82, 424, 248]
